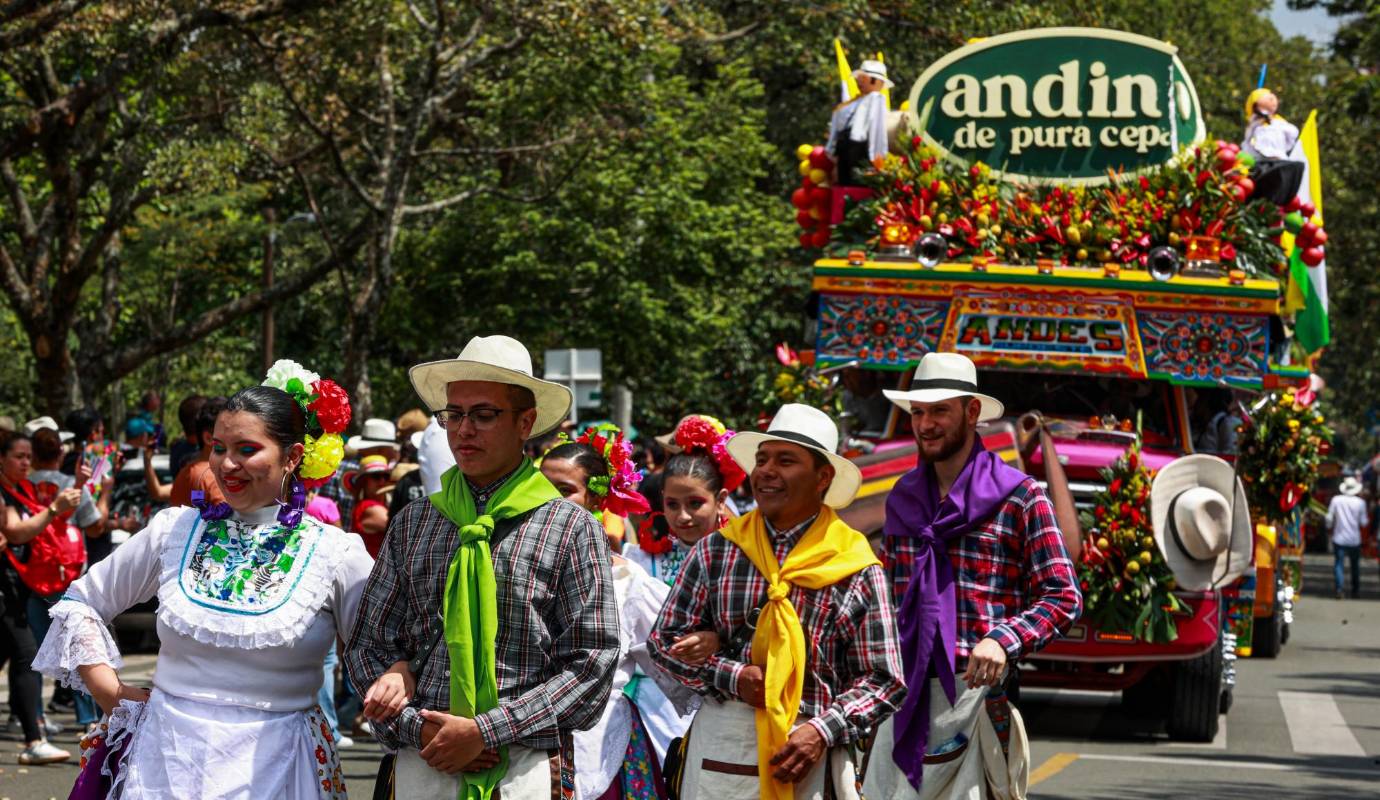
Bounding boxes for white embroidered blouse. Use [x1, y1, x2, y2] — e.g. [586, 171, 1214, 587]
[34, 505, 375, 712]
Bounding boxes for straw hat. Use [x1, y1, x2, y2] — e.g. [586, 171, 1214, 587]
[1339, 476, 1362, 497]
[346, 418, 399, 453]
[726, 403, 862, 508]
[882, 352, 1004, 422]
[409, 335, 573, 438]
[1151, 455, 1253, 591]
[395, 408, 430, 441]
[342, 454, 392, 494]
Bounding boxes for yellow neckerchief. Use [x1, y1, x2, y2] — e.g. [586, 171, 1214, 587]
[718, 507, 881, 800]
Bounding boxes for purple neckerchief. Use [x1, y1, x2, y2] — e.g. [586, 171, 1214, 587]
[884, 440, 1028, 789]
[191, 490, 233, 521]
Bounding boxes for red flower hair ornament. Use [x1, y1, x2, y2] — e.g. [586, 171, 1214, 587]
[561, 424, 650, 518]
[673, 414, 746, 492]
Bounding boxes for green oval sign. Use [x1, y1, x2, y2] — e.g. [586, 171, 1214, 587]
[906, 28, 1205, 185]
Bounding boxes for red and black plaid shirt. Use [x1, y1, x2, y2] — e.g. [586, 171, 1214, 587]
[882, 478, 1081, 660]
[649, 513, 906, 747]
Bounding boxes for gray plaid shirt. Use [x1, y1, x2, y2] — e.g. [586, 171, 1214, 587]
[343, 493, 619, 751]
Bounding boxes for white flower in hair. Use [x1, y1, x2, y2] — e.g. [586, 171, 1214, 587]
[262, 359, 321, 392]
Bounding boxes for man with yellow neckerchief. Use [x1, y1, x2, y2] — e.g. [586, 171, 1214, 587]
[651, 404, 906, 800]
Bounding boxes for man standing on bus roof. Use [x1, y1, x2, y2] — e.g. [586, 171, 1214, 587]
[864, 351, 1081, 797]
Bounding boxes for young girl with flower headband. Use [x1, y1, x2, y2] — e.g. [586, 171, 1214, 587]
[32, 360, 371, 799]
[625, 414, 746, 587]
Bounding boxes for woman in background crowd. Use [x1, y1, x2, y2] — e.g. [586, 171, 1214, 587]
[539, 427, 700, 798]
[342, 454, 392, 559]
[0, 430, 76, 764]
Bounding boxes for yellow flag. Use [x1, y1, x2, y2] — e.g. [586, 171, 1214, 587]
[1299, 109, 1324, 225]
[877, 52, 890, 110]
[834, 39, 858, 102]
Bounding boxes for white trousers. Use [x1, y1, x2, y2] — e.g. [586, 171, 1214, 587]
[860, 680, 1028, 800]
[679, 698, 858, 800]
[394, 743, 553, 799]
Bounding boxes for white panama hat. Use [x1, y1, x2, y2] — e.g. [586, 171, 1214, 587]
[726, 403, 862, 508]
[882, 352, 1005, 422]
[409, 335, 573, 438]
[346, 418, 400, 453]
[1339, 476, 1363, 496]
[853, 59, 895, 90]
[1151, 454, 1253, 592]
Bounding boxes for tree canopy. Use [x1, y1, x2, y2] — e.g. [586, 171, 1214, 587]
[0, 1, 1371, 449]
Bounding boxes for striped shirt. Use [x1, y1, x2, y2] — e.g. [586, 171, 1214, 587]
[882, 478, 1081, 660]
[649, 513, 906, 747]
[343, 493, 619, 751]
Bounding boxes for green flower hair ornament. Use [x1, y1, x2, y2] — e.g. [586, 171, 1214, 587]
[547, 432, 612, 497]
[544, 425, 650, 516]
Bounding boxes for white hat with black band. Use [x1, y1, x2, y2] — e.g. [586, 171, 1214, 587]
[726, 403, 862, 508]
[882, 352, 1004, 422]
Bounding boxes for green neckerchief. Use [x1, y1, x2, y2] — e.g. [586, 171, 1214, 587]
[431, 459, 560, 800]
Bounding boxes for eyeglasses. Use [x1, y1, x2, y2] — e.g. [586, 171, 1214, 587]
[433, 407, 532, 431]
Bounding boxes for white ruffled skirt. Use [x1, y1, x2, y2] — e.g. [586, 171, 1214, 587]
[109, 689, 345, 800]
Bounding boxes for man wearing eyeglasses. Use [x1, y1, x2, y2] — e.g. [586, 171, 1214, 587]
[344, 335, 618, 797]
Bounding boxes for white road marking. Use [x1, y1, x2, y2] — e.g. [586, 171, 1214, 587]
[1166, 715, 1227, 749]
[1278, 691, 1366, 757]
[1077, 753, 1377, 779]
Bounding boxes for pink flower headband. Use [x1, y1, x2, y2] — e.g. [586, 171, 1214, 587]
[673, 415, 746, 492]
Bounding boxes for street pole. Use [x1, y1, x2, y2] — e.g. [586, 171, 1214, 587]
[567, 347, 579, 427]
[614, 384, 632, 435]
[262, 207, 276, 373]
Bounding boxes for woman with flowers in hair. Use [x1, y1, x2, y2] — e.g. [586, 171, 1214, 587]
[533, 426, 699, 799]
[625, 414, 746, 586]
[542, 423, 650, 552]
[33, 360, 372, 799]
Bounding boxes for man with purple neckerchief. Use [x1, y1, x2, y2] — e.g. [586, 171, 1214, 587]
[864, 352, 1081, 799]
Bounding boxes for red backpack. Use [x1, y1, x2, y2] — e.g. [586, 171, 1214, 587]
[3, 479, 86, 596]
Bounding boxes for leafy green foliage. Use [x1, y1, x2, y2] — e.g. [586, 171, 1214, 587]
[1077, 440, 1186, 642]
[0, 0, 1368, 451]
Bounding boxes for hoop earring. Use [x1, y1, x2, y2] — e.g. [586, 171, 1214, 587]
[276, 473, 307, 528]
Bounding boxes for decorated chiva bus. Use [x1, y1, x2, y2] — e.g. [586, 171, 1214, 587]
[776, 28, 1333, 742]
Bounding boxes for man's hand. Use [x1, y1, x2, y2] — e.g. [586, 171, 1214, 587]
[668, 630, 720, 665]
[963, 637, 1008, 689]
[737, 665, 766, 708]
[464, 748, 501, 773]
[418, 710, 487, 775]
[770, 724, 826, 783]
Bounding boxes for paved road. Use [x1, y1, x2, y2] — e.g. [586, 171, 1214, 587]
[0, 653, 385, 799]
[1025, 555, 1380, 798]
[3, 556, 1377, 799]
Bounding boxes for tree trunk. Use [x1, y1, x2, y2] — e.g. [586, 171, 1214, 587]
[342, 205, 404, 422]
[31, 322, 81, 416]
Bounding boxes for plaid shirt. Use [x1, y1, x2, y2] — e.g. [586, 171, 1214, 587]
[882, 477, 1081, 661]
[343, 491, 619, 752]
[649, 513, 906, 747]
